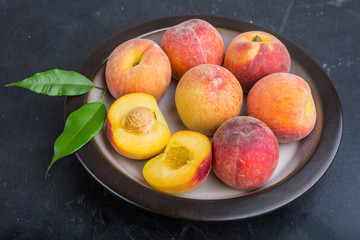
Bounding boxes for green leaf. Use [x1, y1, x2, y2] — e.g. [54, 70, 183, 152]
[46, 102, 107, 177]
[5, 69, 95, 96]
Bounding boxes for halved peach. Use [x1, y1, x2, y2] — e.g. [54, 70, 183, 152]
[143, 130, 212, 194]
[106, 93, 170, 159]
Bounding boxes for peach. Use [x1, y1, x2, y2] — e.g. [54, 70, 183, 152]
[106, 93, 170, 159]
[143, 130, 211, 194]
[175, 64, 243, 136]
[105, 38, 171, 100]
[224, 31, 291, 93]
[161, 19, 224, 80]
[247, 72, 316, 143]
[212, 116, 279, 191]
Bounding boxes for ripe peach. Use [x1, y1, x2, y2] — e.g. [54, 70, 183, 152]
[224, 31, 291, 93]
[212, 116, 279, 191]
[247, 72, 316, 143]
[175, 64, 243, 136]
[161, 19, 224, 80]
[106, 93, 170, 159]
[105, 38, 171, 100]
[143, 130, 211, 194]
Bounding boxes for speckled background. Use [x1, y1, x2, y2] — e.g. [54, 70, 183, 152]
[1, 0, 359, 239]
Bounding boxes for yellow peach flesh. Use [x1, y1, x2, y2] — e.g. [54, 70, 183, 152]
[143, 131, 211, 194]
[111, 123, 169, 160]
[107, 93, 170, 159]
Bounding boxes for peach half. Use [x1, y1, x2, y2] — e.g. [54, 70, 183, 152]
[143, 131, 212, 194]
[106, 93, 170, 159]
[105, 38, 171, 100]
[224, 31, 291, 93]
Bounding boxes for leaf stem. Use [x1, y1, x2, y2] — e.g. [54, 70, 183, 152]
[94, 86, 106, 91]
[101, 87, 107, 103]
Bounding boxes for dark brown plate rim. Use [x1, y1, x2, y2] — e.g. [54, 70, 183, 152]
[64, 15, 343, 221]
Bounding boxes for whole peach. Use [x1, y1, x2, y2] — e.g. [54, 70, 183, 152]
[212, 116, 279, 191]
[161, 19, 224, 80]
[247, 72, 316, 143]
[224, 31, 291, 93]
[175, 64, 243, 136]
[105, 38, 171, 100]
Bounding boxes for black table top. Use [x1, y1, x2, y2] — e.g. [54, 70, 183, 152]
[1, 0, 359, 239]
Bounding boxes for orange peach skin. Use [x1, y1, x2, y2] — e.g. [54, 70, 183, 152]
[161, 19, 224, 80]
[175, 64, 243, 136]
[143, 131, 212, 194]
[224, 31, 291, 93]
[105, 38, 171, 100]
[247, 72, 316, 143]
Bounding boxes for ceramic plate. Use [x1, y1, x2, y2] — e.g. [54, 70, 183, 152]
[64, 15, 343, 221]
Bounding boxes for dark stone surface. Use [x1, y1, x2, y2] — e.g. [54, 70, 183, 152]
[1, 0, 359, 239]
